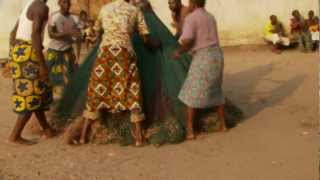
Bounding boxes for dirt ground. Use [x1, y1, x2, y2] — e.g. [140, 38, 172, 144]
[0, 45, 318, 180]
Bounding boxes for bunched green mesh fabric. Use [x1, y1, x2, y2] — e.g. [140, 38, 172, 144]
[56, 10, 243, 146]
[55, 43, 99, 123]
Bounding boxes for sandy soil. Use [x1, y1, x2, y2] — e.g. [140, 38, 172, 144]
[0, 45, 318, 180]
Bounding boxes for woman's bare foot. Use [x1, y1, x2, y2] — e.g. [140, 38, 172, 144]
[135, 141, 143, 147]
[132, 121, 144, 147]
[43, 128, 56, 139]
[134, 129, 143, 147]
[8, 137, 37, 145]
[132, 125, 143, 147]
[79, 138, 86, 144]
[218, 122, 228, 132]
[79, 119, 92, 145]
[186, 129, 196, 140]
[271, 47, 282, 54]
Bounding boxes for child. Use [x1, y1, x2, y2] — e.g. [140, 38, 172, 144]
[77, 10, 88, 42]
[84, 20, 98, 50]
[307, 10, 319, 50]
[290, 10, 312, 52]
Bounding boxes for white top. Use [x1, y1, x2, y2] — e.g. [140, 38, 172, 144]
[16, 0, 45, 42]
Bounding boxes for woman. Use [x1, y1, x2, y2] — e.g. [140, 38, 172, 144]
[57, 0, 243, 146]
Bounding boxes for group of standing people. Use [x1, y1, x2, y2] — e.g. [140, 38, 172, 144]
[4, 0, 228, 146]
[264, 9, 319, 54]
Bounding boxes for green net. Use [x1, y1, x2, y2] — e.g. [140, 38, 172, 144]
[55, 43, 99, 124]
[132, 10, 192, 144]
[56, 10, 243, 145]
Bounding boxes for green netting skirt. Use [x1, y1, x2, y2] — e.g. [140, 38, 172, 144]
[56, 11, 243, 146]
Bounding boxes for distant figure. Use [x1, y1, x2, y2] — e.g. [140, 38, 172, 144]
[78, 10, 88, 40]
[264, 15, 290, 54]
[306, 10, 319, 49]
[168, 0, 190, 38]
[290, 10, 312, 52]
[174, 0, 226, 140]
[84, 20, 98, 50]
[8, 0, 54, 145]
[46, 0, 81, 102]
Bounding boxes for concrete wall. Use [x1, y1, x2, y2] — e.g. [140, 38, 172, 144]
[0, 0, 60, 57]
[150, 0, 318, 45]
[0, 0, 318, 57]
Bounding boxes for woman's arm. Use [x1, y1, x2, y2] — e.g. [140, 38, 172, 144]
[10, 21, 19, 46]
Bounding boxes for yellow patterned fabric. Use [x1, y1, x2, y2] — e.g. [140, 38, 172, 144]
[45, 48, 76, 100]
[10, 40, 52, 114]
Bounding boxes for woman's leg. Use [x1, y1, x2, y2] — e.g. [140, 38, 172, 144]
[9, 112, 35, 145]
[131, 109, 144, 146]
[34, 110, 55, 138]
[80, 118, 93, 144]
[134, 121, 143, 146]
[186, 106, 196, 140]
[217, 105, 227, 132]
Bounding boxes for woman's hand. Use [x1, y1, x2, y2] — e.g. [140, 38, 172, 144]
[39, 64, 49, 81]
[173, 50, 181, 60]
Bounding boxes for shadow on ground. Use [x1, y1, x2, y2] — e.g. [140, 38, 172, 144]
[225, 63, 305, 120]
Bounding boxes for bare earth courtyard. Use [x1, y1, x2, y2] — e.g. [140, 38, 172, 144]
[0, 45, 318, 180]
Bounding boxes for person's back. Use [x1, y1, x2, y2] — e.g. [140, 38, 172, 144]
[182, 8, 219, 51]
[16, 0, 47, 42]
[98, 0, 149, 52]
[80, 0, 152, 146]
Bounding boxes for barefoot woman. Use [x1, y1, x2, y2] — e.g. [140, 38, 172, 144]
[174, 0, 227, 140]
[8, 0, 54, 144]
[80, 0, 157, 146]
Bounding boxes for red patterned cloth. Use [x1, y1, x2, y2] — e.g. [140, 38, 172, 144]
[83, 45, 143, 119]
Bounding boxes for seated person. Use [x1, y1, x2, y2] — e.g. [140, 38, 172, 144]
[264, 15, 290, 53]
[290, 10, 312, 52]
[307, 10, 319, 49]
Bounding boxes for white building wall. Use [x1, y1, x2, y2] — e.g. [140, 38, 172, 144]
[150, 0, 318, 45]
[0, 0, 318, 57]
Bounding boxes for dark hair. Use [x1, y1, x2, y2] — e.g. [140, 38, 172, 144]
[292, 9, 299, 16]
[172, 0, 182, 3]
[190, 0, 206, 7]
[58, 0, 70, 3]
[80, 10, 87, 16]
[269, 15, 277, 19]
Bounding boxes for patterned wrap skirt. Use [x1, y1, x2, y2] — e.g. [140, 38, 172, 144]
[10, 40, 52, 114]
[83, 44, 144, 121]
[179, 45, 225, 108]
[45, 48, 76, 100]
